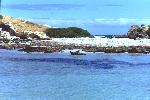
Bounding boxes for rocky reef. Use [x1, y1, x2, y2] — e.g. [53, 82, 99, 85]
[17, 42, 150, 54]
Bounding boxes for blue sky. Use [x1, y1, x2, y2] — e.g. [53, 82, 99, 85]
[1, 0, 150, 35]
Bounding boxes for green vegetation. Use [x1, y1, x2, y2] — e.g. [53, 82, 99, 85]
[45, 27, 93, 38]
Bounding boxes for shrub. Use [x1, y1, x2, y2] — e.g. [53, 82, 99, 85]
[45, 27, 93, 38]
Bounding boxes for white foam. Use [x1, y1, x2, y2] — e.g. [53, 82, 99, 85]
[49, 37, 150, 47]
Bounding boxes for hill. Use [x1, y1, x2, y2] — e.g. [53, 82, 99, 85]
[0, 15, 93, 39]
[45, 27, 93, 38]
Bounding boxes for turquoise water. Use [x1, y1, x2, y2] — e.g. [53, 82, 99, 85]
[0, 49, 150, 100]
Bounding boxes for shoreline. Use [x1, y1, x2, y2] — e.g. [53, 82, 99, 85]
[1, 15, 150, 54]
[0, 37, 150, 54]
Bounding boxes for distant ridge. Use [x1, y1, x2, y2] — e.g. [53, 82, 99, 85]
[95, 35, 128, 38]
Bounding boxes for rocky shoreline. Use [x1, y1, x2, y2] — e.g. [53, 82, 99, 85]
[1, 15, 150, 54]
[1, 38, 150, 54]
[19, 45, 150, 54]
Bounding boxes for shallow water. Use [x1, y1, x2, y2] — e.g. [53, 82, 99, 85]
[0, 49, 150, 100]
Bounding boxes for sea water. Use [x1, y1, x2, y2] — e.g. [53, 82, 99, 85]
[0, 49, 150, 100]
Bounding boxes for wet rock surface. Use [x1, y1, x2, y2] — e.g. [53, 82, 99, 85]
[0, 39, 150, 54]
[16, 43, 150, 54]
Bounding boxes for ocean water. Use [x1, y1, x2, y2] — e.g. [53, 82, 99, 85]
[0, 49, 150, 100]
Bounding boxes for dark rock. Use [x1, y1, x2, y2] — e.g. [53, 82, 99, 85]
[0, 22, 16, 36]
[19, 46, 62, 53]
[127, 25, 150, 39]
[70, 50, 86, 55]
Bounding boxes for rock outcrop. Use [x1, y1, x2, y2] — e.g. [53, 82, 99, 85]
[127, 24, 150, 39]
[2, 16, 48, 33]
[0, 22, 16, 36]
[0, 22, 19, 40]
[1, 16, 49, 39]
